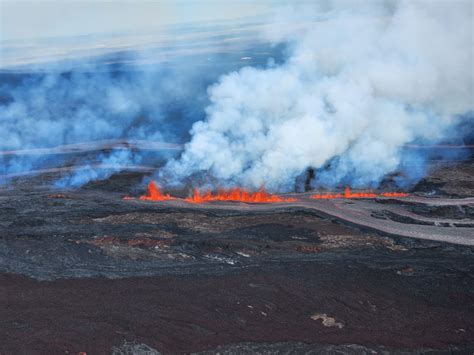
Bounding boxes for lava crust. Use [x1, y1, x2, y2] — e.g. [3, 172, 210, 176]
[1, 165, 473, 353]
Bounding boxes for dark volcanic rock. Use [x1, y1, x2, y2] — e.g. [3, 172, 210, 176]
[1, 170, 473, 353]
[2, 259, 474, 353]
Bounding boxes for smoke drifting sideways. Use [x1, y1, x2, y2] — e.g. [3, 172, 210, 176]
[0, 64, 183, 186]
[163, 1, 474, 192]
[0, 25, 283, 187]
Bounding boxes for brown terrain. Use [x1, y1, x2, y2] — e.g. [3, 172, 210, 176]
[1, 145, 473, 354]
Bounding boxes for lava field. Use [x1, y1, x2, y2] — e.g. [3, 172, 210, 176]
[1, 159, 473, 353]
[2, 2, 474, 353]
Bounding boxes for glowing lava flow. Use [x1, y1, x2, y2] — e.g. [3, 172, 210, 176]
[139, 181, 175, 201]
[311, 187, 408, 199]
[379, 191, 410, 197]
[185, 188, 297, 203]
[134, 182, 407, 203]
[136, 181, 295, 203]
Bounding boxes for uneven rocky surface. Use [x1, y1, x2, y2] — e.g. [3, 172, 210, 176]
[1, 162, 474, 353]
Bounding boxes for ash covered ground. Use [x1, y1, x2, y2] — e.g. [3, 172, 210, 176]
[1, 156, 473, 354]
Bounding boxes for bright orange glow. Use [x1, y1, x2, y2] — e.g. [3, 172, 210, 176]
[311, 187, 408, 200]
[185, 187, 297, 203]
[379, 192, 409, 197]
[136, 181, 295, 203]
[139, 181, 175, 201]
[133, 182, 408, 203]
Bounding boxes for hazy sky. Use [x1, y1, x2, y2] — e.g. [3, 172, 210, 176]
[0, 0, 281, 41]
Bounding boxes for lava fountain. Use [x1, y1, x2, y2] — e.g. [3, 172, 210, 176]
[311, 187, 408, 199]
[185, 188, 297, 203]
[132, 182, 407, 203]
[139, 181, 175, 201]
[136, 181, 296, 203]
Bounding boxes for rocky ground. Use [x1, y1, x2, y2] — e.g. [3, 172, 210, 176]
[1, 161, 473, 354]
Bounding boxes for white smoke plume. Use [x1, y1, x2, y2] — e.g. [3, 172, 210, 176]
[163, 0, 473, 191]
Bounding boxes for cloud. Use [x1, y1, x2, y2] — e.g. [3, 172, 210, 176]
[163, 0, 473, 191]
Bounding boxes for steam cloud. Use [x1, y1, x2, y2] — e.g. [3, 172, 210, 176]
[163, 1, 473, 191]
[0, 59, 212, 184]
[1, 1, 472, 191]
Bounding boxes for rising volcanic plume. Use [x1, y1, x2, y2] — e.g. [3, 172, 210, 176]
[162, 0, 473, 191]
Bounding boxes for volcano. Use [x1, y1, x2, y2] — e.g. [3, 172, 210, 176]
[1, 142, 474, 354]
[1, 0, 474, 352]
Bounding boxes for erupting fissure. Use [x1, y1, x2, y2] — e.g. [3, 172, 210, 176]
[311, 187, 409, 199]
[185, 188, 297, 203]
[135, 181, 296, 203]
[129, 182, 408, 203]
[139, 181, 175, 201]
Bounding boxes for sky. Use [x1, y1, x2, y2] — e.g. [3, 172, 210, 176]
[0, 0, 279, 41]
[0, 0, 295, 68]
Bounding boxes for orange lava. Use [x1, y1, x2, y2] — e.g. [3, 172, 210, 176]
[133, 182, 407, 204]
[185, 188, 297, 203]
[139, 181, 175, 201]
[311, 187, 408, 199]
[379, 192, 410, 197]
[48, 193, 69, 199]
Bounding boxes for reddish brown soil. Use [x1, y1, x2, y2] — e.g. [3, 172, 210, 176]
[2, 260, 473, 354]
